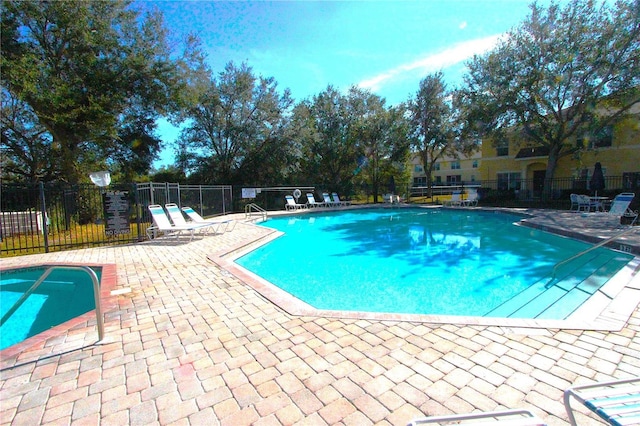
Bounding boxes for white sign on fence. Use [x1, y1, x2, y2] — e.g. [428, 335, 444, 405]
[242, 188, 257, 199]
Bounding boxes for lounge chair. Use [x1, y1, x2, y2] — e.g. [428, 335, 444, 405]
[564, 376, 640, 426]
[407, 409, 545, 426]
[165, 204, 222, 235]
[322, 193, 340, 207]
[461, 189, 479, 207]
[181, 206, 235, 233]
[332, 193, 350, 206]
[444, 191, 462, 207]
[383, 193, 400, 203]
[607, 193, 636, 217]
[306, 193, 326, 208]
[285, 195, 307, 211]
[146, 204, 211, 240]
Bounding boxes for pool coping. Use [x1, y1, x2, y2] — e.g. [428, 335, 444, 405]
[208, 205, 640, 332]
[0, 263, 118, 359]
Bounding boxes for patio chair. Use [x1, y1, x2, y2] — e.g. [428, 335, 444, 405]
[461, 189, 479, 207]
[444, 191, 462, 207]
[165, 204, 221, 235]
[564, 376, 640, 426]
[570, 194, 600, 212]
[147, 204, 211, 240]
[322, 193, 340, 207]
[181, 206, 235, 233]
[607, 193, 636, 217]
[383, 193, 400, 203]
[285, 195, 307, 211]
[332, 193, 351, 206]
[306, 193, 326, 208]
[407, 409, 545, 426]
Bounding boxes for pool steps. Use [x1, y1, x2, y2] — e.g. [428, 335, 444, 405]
[488, 251, 633, 320]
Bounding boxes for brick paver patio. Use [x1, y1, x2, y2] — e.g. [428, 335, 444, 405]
[1, 208, 639, 425]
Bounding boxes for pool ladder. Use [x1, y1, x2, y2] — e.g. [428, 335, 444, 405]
[245, 203, 268, 222]
[0, 266, 104, 342]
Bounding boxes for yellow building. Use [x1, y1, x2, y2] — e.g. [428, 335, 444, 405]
[478, 105, 640, 198]
[411, 150, 482, 187]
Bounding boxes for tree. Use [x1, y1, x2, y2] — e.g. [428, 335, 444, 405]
[408, 72, 458, 197]
[181, 62, 294, 185]
[458, 0, 640, 195]
[294, 86, 359, 194]
[0, 89, 55, 182]
[1, 0, 185, 183]
[350, 88, 411, 202]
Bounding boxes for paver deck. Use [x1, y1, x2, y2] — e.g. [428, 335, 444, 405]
[1, 206, 639, 425]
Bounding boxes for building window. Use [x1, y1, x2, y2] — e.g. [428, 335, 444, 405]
[623, 172, 640, 189]
[577, 125, 613, 149]
[435, 176, 442, 184]
[414, 165, 423, 173]
[496, 141, 509, 156]
[434, 163, 440, 171]
[413, 177, 426, 186]
[497, 172, 521, 190]
[446, 175, 461, 184]
[451, 161, 461, 170]
[573, 168, 589, 190]
[472, 160, 478, 168]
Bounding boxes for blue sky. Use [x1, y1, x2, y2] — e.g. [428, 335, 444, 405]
[143, 0, 545, 167]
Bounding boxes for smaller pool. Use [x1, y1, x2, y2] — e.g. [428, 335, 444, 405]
[0, 266, 101, 350]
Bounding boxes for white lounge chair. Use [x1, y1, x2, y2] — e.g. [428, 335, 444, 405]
[322, 193, 340, 207]
[165, 204, 221, 235]
[607, 192, 635, 217]
[564, 376, 640, 426]
[462, 189, 479, 207]
[306, 193, 326, 208]
[181, 206, 235, 233]
[383, 193, 400, 203]
[444, 191, 462, 207]
[407, 409, 545, 426]
[147, 204, 211, 240]
[285, 195, 307, 211]
[332, 193, 350, 206]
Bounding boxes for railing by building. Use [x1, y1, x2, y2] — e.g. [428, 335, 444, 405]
[1, 182, 232, 256]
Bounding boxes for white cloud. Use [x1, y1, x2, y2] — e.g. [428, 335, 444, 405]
[357, 34, 502, 92]
[459, 21, 468, 30]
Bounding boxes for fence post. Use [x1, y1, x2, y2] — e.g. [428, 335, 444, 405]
[133, 183, 144, 242]
[39, 182, 50, 253]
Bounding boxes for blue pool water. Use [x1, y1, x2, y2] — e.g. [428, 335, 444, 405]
[0, 266, 100, 350]
[236, 208, 633, 318]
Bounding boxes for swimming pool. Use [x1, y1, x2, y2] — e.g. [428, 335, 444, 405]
[0, 265, 102, 350]
[235, 208, 634, 319]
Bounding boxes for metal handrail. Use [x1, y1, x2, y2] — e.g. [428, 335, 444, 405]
[546, 225, 638, 288]
[1, 266, 104, 342]
[245, 203, 268, 222]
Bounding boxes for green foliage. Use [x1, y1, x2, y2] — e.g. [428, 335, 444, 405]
[1, 0, 187, 183]
[409, 72, 460, 195]
[181, 62, 295, 185]
[458, 0, 640, 188]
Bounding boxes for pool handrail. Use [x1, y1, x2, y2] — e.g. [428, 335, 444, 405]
[0, 265, 104, 342]
[546, 226, 638, 288]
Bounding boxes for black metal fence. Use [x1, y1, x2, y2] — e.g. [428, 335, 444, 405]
[1, 182, 232, 256]
[2, 176, 638, 256]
